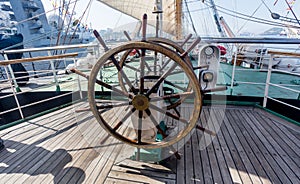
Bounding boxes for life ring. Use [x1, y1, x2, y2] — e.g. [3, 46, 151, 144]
[217, 45, 227, 55]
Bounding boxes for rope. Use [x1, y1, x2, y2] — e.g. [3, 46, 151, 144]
[184, 0, 198, 35]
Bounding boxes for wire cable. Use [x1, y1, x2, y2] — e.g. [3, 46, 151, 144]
[184, 0, 198, 35]
[203, 2, 300, 29]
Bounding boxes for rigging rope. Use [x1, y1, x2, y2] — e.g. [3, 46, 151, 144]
[61, 0, 79, 46]
[203, 2, 300, 29]
[184, 0, 198, 35]
[260, 0, 273, 14]
[284, 0, 300, 25]
[237, 2, 263, 34]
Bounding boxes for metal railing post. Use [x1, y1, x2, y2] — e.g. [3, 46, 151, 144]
[74, 57, 83, 99]
[47, 51, 60, 92]
[263, 53, 273, 107]
[230, 51, 238, 95]
[3, 65, 24, 119]
[4, 54, 21, 92]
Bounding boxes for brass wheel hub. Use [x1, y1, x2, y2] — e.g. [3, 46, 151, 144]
[132, 94, 149, 111]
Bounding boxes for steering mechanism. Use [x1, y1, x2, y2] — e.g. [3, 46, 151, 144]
[72, 14, 226, 159]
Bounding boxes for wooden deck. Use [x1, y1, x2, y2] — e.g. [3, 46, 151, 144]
[0, 102, 299, 184]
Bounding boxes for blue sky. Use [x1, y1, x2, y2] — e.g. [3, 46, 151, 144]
[41, 0, 299, 35]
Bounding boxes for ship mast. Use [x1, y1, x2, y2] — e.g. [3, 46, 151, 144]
[175, 0, 183, 40]
[208, 0, 226, 37]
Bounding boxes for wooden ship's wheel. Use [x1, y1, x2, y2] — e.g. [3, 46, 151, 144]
[87, 40, 202, 149]
[72, 14, 223, 159]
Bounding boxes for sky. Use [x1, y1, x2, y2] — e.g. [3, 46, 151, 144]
[41, 0, 299, 36]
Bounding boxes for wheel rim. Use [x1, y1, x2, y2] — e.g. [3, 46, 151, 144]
[88, 41, 202, 149]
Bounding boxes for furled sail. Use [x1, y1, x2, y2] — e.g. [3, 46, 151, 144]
[96, 0, 182, 38]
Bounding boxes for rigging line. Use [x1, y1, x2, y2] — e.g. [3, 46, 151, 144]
[205, 2, 273, 24]
[182, 6, 211, 13]
[260, 0, 273, 14]
[114, 12, 123, 29]
[184, 0, 198, 35]
[204, 2, 272, 24]
[61, 0, 79, 46]
[237, 2, 263, 34]
[200, 2, 209, 35]
[203, 2, 300, 29]
[55, 0, 64, 45]
[216, 6, 300, 29]
[84, 0, 93, 24]
[0, 0, 78, 31]
[66, 0, 93, 45]
[185, 0, 201, 3]
[60, 0, 73, 46]
[284, 0, 300, 25]
[53, 0, 68, 51]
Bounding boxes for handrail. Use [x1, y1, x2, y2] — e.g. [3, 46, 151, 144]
[267, 50, 300, 57]
[201, 37, 300, 44]
[0, 43, 98, 54]
[0, 43, 97, 125]
[263, 51, 300, 109]
[0, 53, 78, 65]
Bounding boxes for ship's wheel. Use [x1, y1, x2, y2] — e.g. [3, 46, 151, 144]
[71, 14, 222, 157]
[87, 40, 202, 149]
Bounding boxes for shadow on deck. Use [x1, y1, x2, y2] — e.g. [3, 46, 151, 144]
[0, 103, 299, 184]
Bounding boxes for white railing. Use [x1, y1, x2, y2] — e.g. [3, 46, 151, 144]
[1, 38, 299, 125]
[0, 43, 99, 121]
[263, 50, 300, 110]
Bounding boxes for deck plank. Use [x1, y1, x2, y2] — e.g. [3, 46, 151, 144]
[0, 111, 80, 183]
[227, 109, 264, 184]
[209, 109, 235, 184]
[209, 109, 242, 184]
[242, 109, 295, 184]
[183, 107, 196, 184]
[0, 103, 299, 184]
[202, 109, 224, 184]
[237, 109, 284, 184]
[198, 110, 214, 184]
[190, 131, 204, 183]
[219, 109, 253, 183]
[256, 111, 300, 162]
[244, 109, 300, 184]
[254, 111, 300, 178]
[228, 109, 272, 184]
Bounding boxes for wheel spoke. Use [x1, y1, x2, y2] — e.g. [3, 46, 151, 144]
[113, 107, 136, 131]
[95, 78, 133, 99]
[123, 64, 141, 72]
[149, 103, 187, 124]
[110, 55, 138, 94]
[96, 101, 131, 110]
[150, 91, 194, 102]
[145, 62, 178, 97]
[144, 59, 152, 72]
[71, 68, 133, 99]
[137, 110, 143, 143]
[160, 58, 172, 72]
[145, 109, 165, 136]
[164, 80, 187, 91]
[139, 48, 146, 94]
[145, 109, 181, 159]
[154, 51, 158, 75]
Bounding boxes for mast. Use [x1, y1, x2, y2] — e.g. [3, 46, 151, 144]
[219, 17, 235, 38]
[175, 0, 183, 40]
[209, 0, 226, 37]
